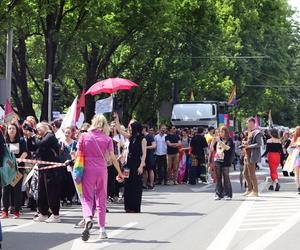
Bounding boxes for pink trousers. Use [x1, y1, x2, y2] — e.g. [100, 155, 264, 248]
[82, 167, 107, 227]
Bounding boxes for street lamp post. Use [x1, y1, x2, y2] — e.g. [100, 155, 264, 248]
[44, 74, 52, 122]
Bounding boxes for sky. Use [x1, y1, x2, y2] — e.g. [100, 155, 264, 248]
[289, 0, 300, 21]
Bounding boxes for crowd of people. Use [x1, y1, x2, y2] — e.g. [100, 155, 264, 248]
[0, 113, 299, 241]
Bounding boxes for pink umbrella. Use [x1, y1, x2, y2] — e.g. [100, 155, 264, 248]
[85, 78, 139, 95]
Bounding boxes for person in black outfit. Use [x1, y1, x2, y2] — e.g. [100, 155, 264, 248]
[142, 124, 156, 189]
[30, 122, 61, 223]
[1, 123, 28, 219]
[211, 126, 234, 200]
[190, 127, 208, 184]
[124, 122, 147, 213]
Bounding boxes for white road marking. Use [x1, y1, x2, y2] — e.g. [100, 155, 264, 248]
[241, 221, 280, 226]
[244, 209, 300, 250]
[243, 217, 286, 222]
[238, 227, 273, 231]
[3, 221, 36, 232]
[246, 212, 292, 217]
[207, 199, 255, 250]
[71, 222, 138, 250]
[2, 211, 69, 232]
[206, 181, 268, 250]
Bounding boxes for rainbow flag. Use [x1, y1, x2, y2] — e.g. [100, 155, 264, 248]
[227, 85, 237, 105]
[4, 99, 18, 123]
[73, 149, 84, 201]
[177, 148, 187, 184]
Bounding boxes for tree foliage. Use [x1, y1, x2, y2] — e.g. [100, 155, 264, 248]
[0, 0, 299, 127]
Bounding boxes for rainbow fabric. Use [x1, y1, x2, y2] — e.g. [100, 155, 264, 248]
[227, 85, 237, 105]
[73, 150, 84, 184]
[72, 150, 84, 202]
[177, 148, 187, 184]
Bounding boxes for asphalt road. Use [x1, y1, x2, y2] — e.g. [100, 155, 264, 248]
[2, 166, 300, 250]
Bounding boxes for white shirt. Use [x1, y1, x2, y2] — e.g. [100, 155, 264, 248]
[154, 133, 167, 156]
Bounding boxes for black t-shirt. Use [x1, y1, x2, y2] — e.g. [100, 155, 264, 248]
[165, 134, 180, 155]
[145, 133, 155, 163]
[190, 134, 208, 163]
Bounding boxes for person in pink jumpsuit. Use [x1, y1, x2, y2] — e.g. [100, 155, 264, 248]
[78, 115, 123, 241]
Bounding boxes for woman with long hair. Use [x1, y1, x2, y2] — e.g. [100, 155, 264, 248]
[123, 121, 147, 212]
[1, 123, 28, 219]
[211, 126, 234, 200]
[78, 115, 124, 241]
[288, 126, 300, 193]
[262, 128, 283, 191]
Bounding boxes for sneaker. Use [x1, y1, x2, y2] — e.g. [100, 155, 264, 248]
[45, 214, 61, 223]
[214, 195, 222, 200]
[247, 191, 259, 197]
[275, 183, 280, 192]
[297, 187, 300, 194]
[0, 211, 9, 219]
[207, 175, 213, 184]
[13, 211, 20, 219]
[242, 191, 251, 196]
[174, 181, 178, 185]
[81, 219, 93, 241]
[74, 219, 85, 228]
[33, 214, 48, 222]
[268, 185, 274, 191]
[99, 230, 108, 239]
[224, 196, 232, 201]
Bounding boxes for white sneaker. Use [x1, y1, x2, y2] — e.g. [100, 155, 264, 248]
[99, 230, 108, 239]
[45, 214, 61, 223]
[74, 219, 85, 228]
[33, 214, 48, 222]
[224, 196, 232, 201]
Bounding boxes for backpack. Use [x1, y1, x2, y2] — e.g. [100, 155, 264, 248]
[0, 145, 17, 186]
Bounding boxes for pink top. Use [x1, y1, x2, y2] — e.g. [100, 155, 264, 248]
[77, 129, 113, 169]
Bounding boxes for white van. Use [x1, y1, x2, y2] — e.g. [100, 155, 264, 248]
[171, 102, 218, 128]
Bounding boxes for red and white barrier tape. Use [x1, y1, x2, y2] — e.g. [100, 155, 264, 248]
[16, 158, 67, 171]
[16, 158, 66, 166]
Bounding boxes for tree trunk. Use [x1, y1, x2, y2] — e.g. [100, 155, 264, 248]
[17, 38, 36, 118]
[84, 46, 99, 123]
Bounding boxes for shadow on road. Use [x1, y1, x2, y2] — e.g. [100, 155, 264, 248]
[3, 231, 79, 250]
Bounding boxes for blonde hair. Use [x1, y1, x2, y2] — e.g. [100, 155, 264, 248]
[90, 114, 109, 135]
[36, 122, 51, 133]
[26, 116, 37, 128]
[293, 126, 300, 142]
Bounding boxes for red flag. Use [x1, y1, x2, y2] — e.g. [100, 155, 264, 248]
[76, 90, 85, 121]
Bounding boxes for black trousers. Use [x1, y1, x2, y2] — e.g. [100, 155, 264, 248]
[215, 165, 232, 198]
[59, 168, 75, 202]
[156, 155, 167, 183]
[38, 169, 60, 216]
[107, 165, 117, 198]
[189, 163, 206, 184]
[2, 177, 23, 212]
